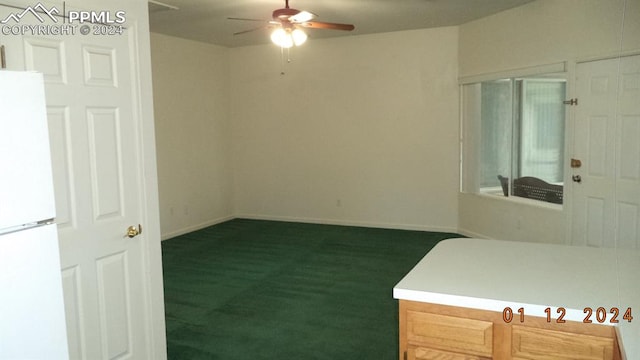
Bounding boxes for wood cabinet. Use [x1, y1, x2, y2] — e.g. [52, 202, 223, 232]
[399, 300, 622, 360]
[408, 345, 485, 360]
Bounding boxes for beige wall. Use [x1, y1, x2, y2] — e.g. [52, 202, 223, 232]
[151, 27, 460, 236]
[459, 0, 639, 77]
[458, 0, 640, 243]
[229, 27, 460, 231]
[151, 33, 234, 238]
[151, 0, 639, 240]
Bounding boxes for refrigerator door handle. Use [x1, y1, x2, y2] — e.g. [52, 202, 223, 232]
[37, 218, 56, 226]
[0, 218, 55, 236]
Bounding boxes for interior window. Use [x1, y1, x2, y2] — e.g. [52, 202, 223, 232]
[463, 75, 566, 205]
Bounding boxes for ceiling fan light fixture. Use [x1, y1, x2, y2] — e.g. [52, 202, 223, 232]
[271, 28, 293, 48]
[291, 28, 307, 46]
[270, 28, 307, 48]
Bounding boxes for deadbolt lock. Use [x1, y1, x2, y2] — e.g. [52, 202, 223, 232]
[571, 158, 582, 168]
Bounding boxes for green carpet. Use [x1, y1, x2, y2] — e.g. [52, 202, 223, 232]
[162, 219, 462, 359]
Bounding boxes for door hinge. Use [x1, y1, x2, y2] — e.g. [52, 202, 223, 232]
[1, 45, 6, 69]
[563, 98, 578, 106]
[403, 351, 407, 360]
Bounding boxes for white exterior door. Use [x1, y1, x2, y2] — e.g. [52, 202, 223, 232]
[0, 1, 165, 359]
[571, 55, 640, 248]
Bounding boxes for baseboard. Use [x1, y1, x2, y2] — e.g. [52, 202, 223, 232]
[162, 214, 466, 239]
[161, 215, 235, 241]
[236, 213, 459, 234]
[456, 227, 492, 239]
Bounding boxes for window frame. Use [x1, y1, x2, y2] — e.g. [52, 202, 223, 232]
[459, 62, 569, 208]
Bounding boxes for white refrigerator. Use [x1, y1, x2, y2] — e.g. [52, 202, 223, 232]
[0, 71, 69, 359]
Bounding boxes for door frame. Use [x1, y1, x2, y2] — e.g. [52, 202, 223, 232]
[119, 8, 168, 360]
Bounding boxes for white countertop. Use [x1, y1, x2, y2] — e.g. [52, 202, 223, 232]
[393, 238, 639, 359]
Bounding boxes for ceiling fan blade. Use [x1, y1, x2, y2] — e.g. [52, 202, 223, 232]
[233, 26, 268, 36]
[301, 21, 354, 31]
[228, 17, 271, 23]
[289, 10, 315, 23]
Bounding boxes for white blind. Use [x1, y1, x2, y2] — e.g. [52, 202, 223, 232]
[519, 79, 566, 183]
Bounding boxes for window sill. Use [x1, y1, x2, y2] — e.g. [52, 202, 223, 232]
[475, 190, 564, 211]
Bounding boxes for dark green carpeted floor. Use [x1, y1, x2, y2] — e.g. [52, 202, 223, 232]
[162, 219, 462, 359]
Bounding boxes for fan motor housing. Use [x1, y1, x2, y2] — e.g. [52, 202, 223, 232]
[273, 8, 299, 21]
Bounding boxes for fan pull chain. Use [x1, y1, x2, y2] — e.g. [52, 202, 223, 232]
[279, 46, 293, 75]
[280, 46, 286, 75]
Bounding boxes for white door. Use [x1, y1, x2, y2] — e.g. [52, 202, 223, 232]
[0, 1, 166, 359]
[571, 55, 640, 248]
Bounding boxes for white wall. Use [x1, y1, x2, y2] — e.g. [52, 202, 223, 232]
[151, 0, 640, 239]
[459, 0, 639, 78]
[151, 33, 234, 239]
[229, 28, 460, 231]
[458, 0, 640, 243]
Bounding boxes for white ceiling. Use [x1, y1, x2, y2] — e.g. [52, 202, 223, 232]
[149, 0, 536, 48]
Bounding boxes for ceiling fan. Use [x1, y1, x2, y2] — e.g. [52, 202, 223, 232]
[228, 0, 355, 48]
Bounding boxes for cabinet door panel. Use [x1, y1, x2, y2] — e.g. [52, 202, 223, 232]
[406, 310, 493, 357]
[408, 346, 486, 360]
[512, 326, 614, 360]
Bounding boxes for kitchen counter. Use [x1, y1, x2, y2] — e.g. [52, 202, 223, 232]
[393, 238, 639, 359]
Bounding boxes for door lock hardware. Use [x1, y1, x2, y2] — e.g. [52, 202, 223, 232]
[126, 224, 142, 238]
[570, 158, 582, 168]
[572, 175, 582, 183]
[563, 98, 578, 106]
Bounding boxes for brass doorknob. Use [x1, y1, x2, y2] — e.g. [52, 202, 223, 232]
[126, 224, 142, 238]
[571, 158, 582, 168]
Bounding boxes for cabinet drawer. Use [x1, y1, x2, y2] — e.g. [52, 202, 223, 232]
[512, 326, 614, 360]
[406, 310, 493, 357]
